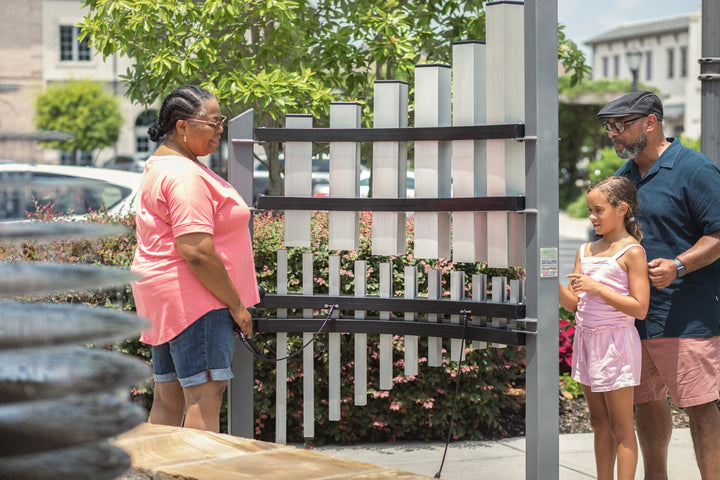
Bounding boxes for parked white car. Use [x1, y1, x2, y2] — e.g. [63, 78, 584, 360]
[0, 162, 142, 221]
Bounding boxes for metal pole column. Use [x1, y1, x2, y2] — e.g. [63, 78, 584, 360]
[701, 0, 720, 164]
[524, 0, 560, 478]
[227, 109, 256, 438]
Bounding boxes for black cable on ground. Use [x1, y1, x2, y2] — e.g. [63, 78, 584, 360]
[434, 311, 471, 479]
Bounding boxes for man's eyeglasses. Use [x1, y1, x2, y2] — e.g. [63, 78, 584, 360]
[601, 116, 644, 133]
[187, 115, 227, 130]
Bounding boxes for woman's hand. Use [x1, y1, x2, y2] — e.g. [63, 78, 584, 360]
[230, 304, 253, 338]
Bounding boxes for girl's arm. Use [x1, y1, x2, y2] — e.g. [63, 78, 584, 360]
[559, 248, 581, 312]
[568, 245, 649, 319]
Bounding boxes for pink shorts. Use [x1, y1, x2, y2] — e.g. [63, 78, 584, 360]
[634, 336, 720, 408]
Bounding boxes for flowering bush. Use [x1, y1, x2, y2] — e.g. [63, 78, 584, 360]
[558, 308, 576, 375]
[2, 208, 551, 443]
[252, 334, 525, 445]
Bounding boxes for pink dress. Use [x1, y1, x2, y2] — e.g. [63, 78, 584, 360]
[571, 243, 644, 392]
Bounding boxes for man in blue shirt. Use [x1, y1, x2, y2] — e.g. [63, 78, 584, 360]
[598, 91, 720, 479]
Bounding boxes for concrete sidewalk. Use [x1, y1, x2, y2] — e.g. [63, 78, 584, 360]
[313, 428, 698, 479]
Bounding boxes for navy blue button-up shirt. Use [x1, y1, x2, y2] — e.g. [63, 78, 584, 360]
[616, 138, 720, 339]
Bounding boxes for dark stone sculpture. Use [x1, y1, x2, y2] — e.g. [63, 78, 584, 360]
[0, 221, 151, 480]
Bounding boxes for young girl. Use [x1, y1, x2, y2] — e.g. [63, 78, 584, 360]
[560, 176, 649, 480]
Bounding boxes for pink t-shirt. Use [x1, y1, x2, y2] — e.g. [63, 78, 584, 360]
[131, 155, 259, 345]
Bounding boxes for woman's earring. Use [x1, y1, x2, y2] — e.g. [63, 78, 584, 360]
[183, 135, 187, 143]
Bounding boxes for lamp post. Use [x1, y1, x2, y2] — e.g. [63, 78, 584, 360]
[626, 51, 642, 92]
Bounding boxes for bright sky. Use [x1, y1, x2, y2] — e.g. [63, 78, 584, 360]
[558, 0, 701, 61]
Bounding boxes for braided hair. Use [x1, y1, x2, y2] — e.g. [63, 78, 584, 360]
[147, 85, 216, 142]
[588, 175, 643, 243]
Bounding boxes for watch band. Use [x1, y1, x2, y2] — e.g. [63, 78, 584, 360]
[673, 258, 686, 278]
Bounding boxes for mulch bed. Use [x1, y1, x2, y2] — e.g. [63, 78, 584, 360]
[486, 383, 690, 439]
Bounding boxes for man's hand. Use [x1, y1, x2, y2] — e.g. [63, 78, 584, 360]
[647, 258, 677, 289]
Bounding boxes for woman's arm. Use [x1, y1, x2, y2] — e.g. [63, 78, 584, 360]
[568, 246, 649, 320]
[175, 232, 253, 337]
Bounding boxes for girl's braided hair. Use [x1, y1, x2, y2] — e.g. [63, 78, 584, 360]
[147, 85, 215, 142]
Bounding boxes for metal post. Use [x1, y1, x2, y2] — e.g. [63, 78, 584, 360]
[524, 0, 560, 478]
[227, 109, 256, 438]
[701, 0, 720, 164]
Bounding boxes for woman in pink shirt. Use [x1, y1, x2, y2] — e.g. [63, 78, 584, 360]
[131, 85, 259, 433]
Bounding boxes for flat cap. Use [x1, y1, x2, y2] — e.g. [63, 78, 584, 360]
[597, 91, 663, 121]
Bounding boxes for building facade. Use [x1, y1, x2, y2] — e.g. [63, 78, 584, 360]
[586, 12, 702, 139]
[0, 0, 157, 165]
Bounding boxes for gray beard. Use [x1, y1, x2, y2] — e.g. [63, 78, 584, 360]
[615, 133, 648, 159]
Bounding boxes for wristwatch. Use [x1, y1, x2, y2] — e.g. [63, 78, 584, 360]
[673, 258, 686, 278]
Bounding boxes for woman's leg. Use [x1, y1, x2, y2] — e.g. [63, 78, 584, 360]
[604, 386, 638, 480]
[148, 380, 185, 426]
[583, 384, 616, 480]
[182, 378, 228, 433]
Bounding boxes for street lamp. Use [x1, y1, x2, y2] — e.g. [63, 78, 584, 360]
[626, 51, 642, 92]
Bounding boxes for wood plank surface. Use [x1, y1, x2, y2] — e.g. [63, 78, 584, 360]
[114, 424, 432, 480]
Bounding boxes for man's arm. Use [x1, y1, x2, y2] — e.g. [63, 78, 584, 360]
[648, 229, 720, 289]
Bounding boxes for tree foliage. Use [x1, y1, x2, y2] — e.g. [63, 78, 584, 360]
[34, 79, 122, 164]
[79, 0, 589, 193]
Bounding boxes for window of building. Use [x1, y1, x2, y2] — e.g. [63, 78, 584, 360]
[602, 57, 609, 78]
[667, 48, 675, 79]
[134, 110, 157, 158]
[59, 26, 91, 62]
[613, 55, 620, 77]
[60, 150, 93, 166]
[680, 46, 688, 78]
[645, 51, 653, 81]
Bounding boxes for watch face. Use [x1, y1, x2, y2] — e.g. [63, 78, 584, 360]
[674, 259, 685, 277]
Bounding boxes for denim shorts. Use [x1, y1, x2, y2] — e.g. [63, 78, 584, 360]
[151, 308, 235, 387]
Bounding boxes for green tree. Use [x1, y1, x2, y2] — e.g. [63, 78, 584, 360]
[34, 79, 122, 165]
[79, 0, 589, 193]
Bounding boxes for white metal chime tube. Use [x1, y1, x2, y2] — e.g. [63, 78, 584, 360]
[379, 262, 394, 390]
[403, 266, 418, 376]
[486, 2, 525, 268]
[452, 41, 488, 263]
[372, 81, 408, 256]
[275, 249, 288, 444]
[329, 102, 362, 251]
[328, 254, 341, 421]
[414, 64, 451, 259]
[354, 260, 368, 406]
[284, 114, 313, 247]
[302, 252, 315, 438]
[426, 269, 443, 367]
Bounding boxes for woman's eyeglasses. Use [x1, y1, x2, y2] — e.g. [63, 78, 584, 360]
[187, 115, 227, 130]
[601, 116, 644, 133]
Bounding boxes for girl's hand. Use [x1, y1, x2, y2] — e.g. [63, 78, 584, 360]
[567, 273, 601, 295]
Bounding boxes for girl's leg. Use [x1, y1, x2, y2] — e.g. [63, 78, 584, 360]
[148, 380, 185, 427]
[583, 384, 616, 480]
[604, 386, 638, 480]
